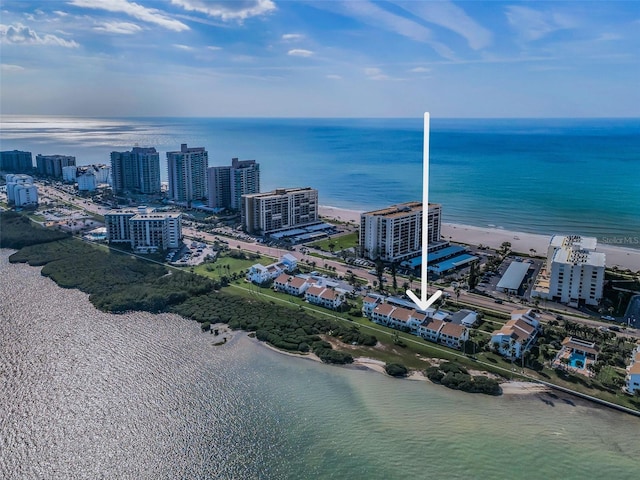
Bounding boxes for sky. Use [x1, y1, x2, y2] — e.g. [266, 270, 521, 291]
[0, 0, 639, 117]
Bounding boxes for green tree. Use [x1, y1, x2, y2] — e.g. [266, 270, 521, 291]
[500, 241, 512, 258]
[468, 261, 480, 290]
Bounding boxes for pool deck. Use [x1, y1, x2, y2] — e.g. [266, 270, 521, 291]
[552, 349, 595, 377]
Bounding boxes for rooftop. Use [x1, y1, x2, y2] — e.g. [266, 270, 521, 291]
[440, 322, 466, 338]
[497, 261, 530, 291]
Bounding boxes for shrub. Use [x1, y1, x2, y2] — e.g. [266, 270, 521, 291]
[385, 363, 408, 377]
[440, 362, 468, 375]
[425, 366, 444, 383]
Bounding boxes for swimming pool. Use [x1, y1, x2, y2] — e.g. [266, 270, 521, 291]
[569, 352, 587, 368]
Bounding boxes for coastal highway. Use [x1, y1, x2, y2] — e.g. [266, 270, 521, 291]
[35, 181, 639, 340]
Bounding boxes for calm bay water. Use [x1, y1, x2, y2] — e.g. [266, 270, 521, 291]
[1, 250, 639, 479]
[1, 116, 639, 245]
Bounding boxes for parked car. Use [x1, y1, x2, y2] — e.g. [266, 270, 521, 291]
[494, 299, 503, 304]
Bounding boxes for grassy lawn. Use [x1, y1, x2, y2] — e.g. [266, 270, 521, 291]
[186, 248, 640, 411]
[309, 231, 359, 252]
[193, 252, 277, 279]
[26, 212, 46, 222]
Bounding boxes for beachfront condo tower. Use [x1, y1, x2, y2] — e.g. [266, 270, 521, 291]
[167, 144, 208, 204]
[359, 202, 442, 263]
[207, 158, 260, 210]
[242, 187, 319, 235]
[35, 155, 76, 179]
[105, 207, 182, 253]
[0, 150, 33, 173]
[110, 147, 161, 195]
[532, 235, 605, 306]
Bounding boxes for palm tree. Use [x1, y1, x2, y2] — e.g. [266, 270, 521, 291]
[390, 261, 398, 292]
[454, 286, 461, 306]
[616, 291, 625, 315]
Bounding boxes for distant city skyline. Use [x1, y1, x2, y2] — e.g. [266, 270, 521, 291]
[1, 1, 638, 118]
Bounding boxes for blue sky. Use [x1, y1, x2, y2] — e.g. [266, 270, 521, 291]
[1, 0, 638, 117]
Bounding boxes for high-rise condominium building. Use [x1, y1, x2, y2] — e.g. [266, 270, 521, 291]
[36, 154, 76, 178]
[0, 150, 33, 173]
[5, 174, 38, 207]
[167, 144, 208, 203]
[207, 158, 260, 210]
[105, 207, 182, 252]
[242, 187, 318, 235]
[532, 235, 605, 306]
[110, 147, 161, 195]
[359, 202, 442, 262]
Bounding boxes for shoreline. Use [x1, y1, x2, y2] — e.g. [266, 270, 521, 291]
[319, 205, 640, 271]
[251, 334, 550, 396]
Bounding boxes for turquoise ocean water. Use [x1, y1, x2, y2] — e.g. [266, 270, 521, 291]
[1, 116, 639, 245]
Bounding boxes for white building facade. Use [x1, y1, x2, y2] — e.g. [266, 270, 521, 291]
[105, 208, 182, 252]
[6, 174, 37, 206]
[167, 144, 208, 203]
[532, 235, 605, 306]
[207, 158, 260, 210]
[242, 187, 319, 235]
[359, 202, 442, 262]
[625, 345, 640, 395]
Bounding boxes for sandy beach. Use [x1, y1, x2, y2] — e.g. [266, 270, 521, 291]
[319, 205, 640, 271]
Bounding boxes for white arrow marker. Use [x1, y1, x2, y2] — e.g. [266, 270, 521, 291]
[406, 112, 443, 311]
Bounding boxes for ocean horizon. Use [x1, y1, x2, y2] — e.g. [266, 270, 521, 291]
[2, 115, 639, 248]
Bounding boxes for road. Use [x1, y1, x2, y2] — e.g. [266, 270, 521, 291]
[33, 180, 639, 340]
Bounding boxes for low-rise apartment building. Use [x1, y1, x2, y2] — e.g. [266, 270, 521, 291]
[490, 309, 540, 359]
[625, 345, 640, 395]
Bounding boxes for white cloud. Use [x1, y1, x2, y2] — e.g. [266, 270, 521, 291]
[207, 45, 222, 51]
[317, 1, 456, 60]
[397, 1, 492, 50]
[596, 33, 621, 42]
[288, 49, 313, 57]
[0, 23, 79, 47]
[69, 0, 189, 32]
[326, 74, 342, 80]
[54, 11, 69, 17]
[173, 44, 193, 51]
[1, 63, 25, 72]
[364, 67, 389, 80]
[282, 33, 304, 41]
[94, 21, 142, 34]
[409, 67, 430, 73]
[505, 5, 578, 41]
[170, 0, 275, 21]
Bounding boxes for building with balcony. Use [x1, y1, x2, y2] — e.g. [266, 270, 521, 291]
[625, 345, 640, 395]
[207, 158, 260, 210]
[105, 207, 182, 252]
[1, 150, 32, 173]
[167, 144, 208, 203]
[36, 154, 76, 178]
[6, 174, 37, 207]
[359, 202, 442, 262]
[490, 309, 540, 359]
[242, 187, 319, 235]
[532, 235, 605, 306]
[111, 147, 161, 194]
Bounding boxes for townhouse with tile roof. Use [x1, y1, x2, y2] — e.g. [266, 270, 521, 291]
[625, 344, 640, 395]
[490, 309, 540, 359]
